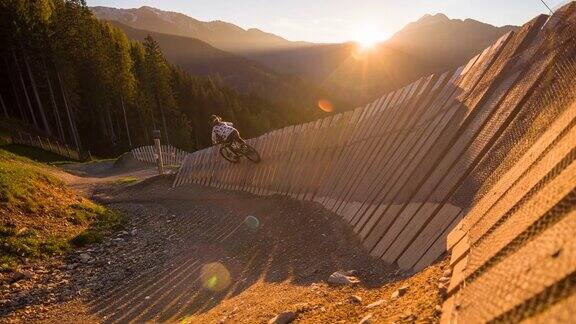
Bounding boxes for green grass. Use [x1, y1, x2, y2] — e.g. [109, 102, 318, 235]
[0, 149, 123, 271]
[1, 144, 74, 163]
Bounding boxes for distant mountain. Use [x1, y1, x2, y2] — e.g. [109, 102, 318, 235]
[92, 6, 310, 53]
[109, 21, 292, 92]
[251, 14, 518, 101]
[94, 6, 518, 103]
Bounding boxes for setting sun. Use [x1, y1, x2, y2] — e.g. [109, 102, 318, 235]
[352, 25, 389, 50]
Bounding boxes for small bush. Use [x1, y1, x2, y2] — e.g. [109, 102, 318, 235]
[71, 230, 103, 247]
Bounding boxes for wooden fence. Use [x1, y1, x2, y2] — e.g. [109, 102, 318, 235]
[11, 131, 82, 160]
[173, 4, 576, 322]
[131, 144, 188, 166]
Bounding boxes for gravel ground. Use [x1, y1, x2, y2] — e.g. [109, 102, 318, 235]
[0, 163, 448, 323]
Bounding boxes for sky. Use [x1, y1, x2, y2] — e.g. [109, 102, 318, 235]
[87, 0, 570, 43]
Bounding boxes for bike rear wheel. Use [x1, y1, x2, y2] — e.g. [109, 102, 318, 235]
[220, 146, 241, 163]
[241, 144, 261, 163]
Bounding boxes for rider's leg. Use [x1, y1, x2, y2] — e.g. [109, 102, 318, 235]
[229, 130, 246, 144]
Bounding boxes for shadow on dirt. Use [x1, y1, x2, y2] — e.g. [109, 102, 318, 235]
[85, 176, 406, 323]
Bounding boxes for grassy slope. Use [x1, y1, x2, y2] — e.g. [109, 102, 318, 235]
[0, 148, 122, 271]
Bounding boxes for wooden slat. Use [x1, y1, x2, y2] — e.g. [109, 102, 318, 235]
[338, 81, 423, 219]
[456, 209, 576, 323]
[315, 107, 363, 204]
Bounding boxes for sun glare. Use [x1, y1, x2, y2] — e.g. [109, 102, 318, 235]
[350, 26, 389, 60]
[352, 26, 387, 51]
[357, 38, 378, 51]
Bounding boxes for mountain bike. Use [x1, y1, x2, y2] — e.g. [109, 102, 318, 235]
[219, 140, 261, 164]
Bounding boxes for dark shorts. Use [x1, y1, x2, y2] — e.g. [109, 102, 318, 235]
[225, 130, 244, 143]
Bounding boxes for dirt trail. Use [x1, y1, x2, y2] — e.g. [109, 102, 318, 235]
[1, 161, 446, 323]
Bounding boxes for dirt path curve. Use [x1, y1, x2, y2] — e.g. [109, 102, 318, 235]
[1, 160, 445, 323]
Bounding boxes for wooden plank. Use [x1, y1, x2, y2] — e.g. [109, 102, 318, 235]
[274, 124, 303, 195]
[458, 101, 576, 236]
[450, 234, 470, 267]
[271, 126, 297, 194]
[316, 107, 364, 204]
[470, 123, 576, 245]
[343, 75, 438, 222]
[309, 111, 354, 202]
[358, 27, 524, 252]
[359, 103, 463, 247]
[447, 218, 467, 250]
[325, 92, 400, 212]
[294, 116, 335, 200]
[321, 96, 392, 207]
[287, 119, 324, 197]
[267, 127, 291, 195]
[281, 122, 313, 195]
[456, 209, 576, 323]
[252, 132, 274, 195]
[448, 254, 468, 293]
[338, 81, 425, 219]
[334, 92, 402, 216]
[349, 72, 449, 227]
[388, 67, 538, 266]
[261, 129, 283, 195]
[413, 210, 465, 272]
[440, 295, 457, 324]
[522, 293, 576, 323]
[320, 100, 382, 210]
[467, 160, 576, 276]
[352, 67, 466, 233]
[397, 204, 463, 269]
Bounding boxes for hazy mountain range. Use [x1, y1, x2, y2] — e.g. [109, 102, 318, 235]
[91, 6, 309, 53]
[92, 6, 518, 103]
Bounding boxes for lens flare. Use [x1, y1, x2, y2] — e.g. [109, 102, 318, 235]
[245, 215, 260, 229]
[318, 99, 334, 112]
[200, 262, 231, 292]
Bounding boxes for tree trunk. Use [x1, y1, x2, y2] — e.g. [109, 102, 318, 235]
[57, 71, 81, 152]
[156, 95, 170, 145]
[9, 73, 26, 121]
[43, 58, 65, 142]
[121, 96, 132, 147]
[4, 57, 26, 121]
[0, 92, 9, 118]
[106, 107, 116, 143]
[13, 48, 38, 128]
[135, 102, 148, 144]
[22, 46, 52, 135]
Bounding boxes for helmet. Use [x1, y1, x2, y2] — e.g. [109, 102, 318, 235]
[210, 114, 222, 126]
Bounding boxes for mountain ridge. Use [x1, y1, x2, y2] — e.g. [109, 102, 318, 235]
[91, 6, 310, 53]
[94, 5, 518, 103]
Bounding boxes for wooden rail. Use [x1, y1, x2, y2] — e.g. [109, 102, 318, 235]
[11, 131, 82, 160]
[131, 144, 187, 166]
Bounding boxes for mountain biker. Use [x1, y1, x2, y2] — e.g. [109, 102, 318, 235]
[211, 115, 245, 145]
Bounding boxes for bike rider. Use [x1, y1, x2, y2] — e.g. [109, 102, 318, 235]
[211, 115, 245, 145]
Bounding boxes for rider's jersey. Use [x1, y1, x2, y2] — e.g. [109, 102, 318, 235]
[212, 122, 236, 144]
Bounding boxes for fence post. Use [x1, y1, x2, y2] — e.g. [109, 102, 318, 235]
[47, 138, 53, 153]
[152, 130, 164, 175]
